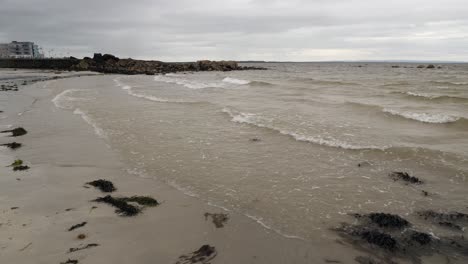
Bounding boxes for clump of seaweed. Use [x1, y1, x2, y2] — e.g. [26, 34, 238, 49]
[120, 196, 159, 206]
[417, 210, 468, 231]
[389, 172, 423, 184]
[68, 243, 99, 253]
[354, 213, 410, 229]
[354, 229, 398, 251]
[176, 245, 217, 264]
[60, 259, 78, 264]
[13, 165, 30, 171]
[8, 159, 30, 171]
[77, 234, 86, 240]
[1, 142, 22, 149]
[204, 213, 229, 228]
[68, 222, 87, 231]
[0, 127, 27, 137]
[86, 179, 116, 192]
[93, 195, 140, 216]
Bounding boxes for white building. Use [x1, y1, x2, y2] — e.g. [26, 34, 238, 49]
[0, 41, 44, 58]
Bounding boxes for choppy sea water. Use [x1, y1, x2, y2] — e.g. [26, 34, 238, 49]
[11, 63, 468, 261]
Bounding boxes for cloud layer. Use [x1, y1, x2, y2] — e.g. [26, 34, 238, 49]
[1, 0, 468, 61]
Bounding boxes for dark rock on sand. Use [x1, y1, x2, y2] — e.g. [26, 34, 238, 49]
[176, 245, 217, 264]
[354, 213, 410, 229]
[1, 142, 22, 149]
[204, 213, 229, 228]
[68, 243, 99, 253]
[68, 222, 87, 231]
[86, 179, 116, 192]
[389, 172, 423, 184]
[0, 127, 27, 137]
[426, 64, 436, 69]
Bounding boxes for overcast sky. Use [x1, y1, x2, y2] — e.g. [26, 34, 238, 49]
[1, 0, 468, 61]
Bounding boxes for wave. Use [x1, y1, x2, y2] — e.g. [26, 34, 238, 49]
[73, 108, 107, 139]
[382, 108, 463, 124]
[298, 77, 358, 86]
[222, 77, 250, 85]
[432, 80, 468, 86]
[113, 78, 196, 103]
[244, 213, 305, 240]
[392, 91, 468, 102]
[52, 89, 89, 109]
[222, 107, 388, 150]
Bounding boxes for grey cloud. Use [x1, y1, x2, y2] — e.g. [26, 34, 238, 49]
[1, 0, 467, 61]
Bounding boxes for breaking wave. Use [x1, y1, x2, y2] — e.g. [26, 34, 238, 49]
[222, 77, 250, 85]
[73, 108, 107, 139]
[52, 89, 89, 109]
[222, 107, 388, 150]
[153, 75, 254, 89]
[432, 81, 468, 86]
[114, 78, 194, 103]
[392, 91, 468, 102]
[382, 108, 463, 124]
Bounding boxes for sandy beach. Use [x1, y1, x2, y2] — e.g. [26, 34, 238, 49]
[0, 70, 345, 264]
[1, 67, 467, 264]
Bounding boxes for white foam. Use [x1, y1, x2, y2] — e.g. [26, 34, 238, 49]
[222, 107, 387, 150]
[222, 77, 250, 85]
[383, 108, 460, 123]
[114, 77, 189, 103]
[405, 92, 439, 99]
[52, 89, 88, 109]
[244, 213, 305, 240]
[73, 108, 107, 139]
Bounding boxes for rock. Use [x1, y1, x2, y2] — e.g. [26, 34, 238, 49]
[426, 64, 435, 69]
[354, 213, 410, 229]
[417, 65, 425, 68]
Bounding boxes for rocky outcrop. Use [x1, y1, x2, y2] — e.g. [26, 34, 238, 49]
[0, 53, 266, 74]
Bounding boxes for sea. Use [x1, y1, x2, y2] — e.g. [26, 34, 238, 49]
[5, 62, 468, 262]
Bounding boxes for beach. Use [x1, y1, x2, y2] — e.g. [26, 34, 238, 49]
[0, 65, 467, 264]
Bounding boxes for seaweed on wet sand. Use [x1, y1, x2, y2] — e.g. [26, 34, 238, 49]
[68, 243, 99, 253]
[204, 213, 229, 228]
[355, 229, 397, 251]
[354, 213, 410, 229]
[176, 245, 217, 264]
[13, 165, 30, 171]
[389, 171, 423, 184]
[93, 195, 140, 216]
[417, 210, 468, 230]
[86, 179, 116, 192]
[0, 127, 27, 137]
[60, 259, 78, 264]
[68, 222, 87, 231]
[92, 195, 159, 216]
[8, 159, 23, 167]
[1, 142, 22, 149]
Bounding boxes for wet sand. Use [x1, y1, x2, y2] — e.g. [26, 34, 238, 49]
[0, 71, 355, 264]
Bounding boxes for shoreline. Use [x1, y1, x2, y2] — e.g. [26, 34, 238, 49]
[0, 70, 344, 264]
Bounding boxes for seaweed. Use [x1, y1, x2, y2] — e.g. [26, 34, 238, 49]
[92, 194, 159, 216]
[77, 234, 86, 240]
[354, 213, 410, 229]
[8, 159, 23, 167]
[86, 179, 116, 192]
[357, 230, 397, 251]
[0, 127, 27, 137]
[68, 222, 87, 231]
[204, 213, 229, 228]
[13, 165, 29, 171]
[93, 195, 140, 216]
[120, 196, 159, 206]
[60, 259, 78, 264]
[176, 245, 217, 264]
[68, 243, 99, 253]
[389, 172, 423, 184]
[1, 142, 22, 149]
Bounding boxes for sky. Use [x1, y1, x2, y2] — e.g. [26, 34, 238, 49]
[1, 0, 468, 61]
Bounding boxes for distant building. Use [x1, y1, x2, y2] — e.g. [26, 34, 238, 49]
[0, 41, 44, 58]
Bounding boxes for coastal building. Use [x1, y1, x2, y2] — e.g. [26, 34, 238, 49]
[0, 41, 44, 58]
